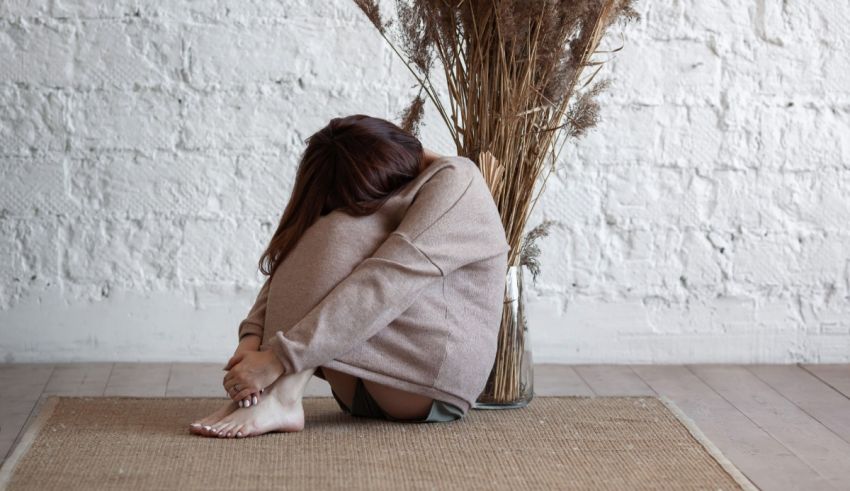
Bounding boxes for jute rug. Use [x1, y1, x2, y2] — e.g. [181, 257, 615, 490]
[0, 396, 756, 490]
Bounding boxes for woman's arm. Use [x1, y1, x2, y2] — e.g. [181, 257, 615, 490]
[237, 276, 271, 342]
[224, 278, 271, 405]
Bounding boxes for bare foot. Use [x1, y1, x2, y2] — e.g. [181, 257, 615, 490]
[189, 400, 239, 436]
[203, 377, 305, 438]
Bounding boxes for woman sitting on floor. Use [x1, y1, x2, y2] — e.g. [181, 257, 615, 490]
[190, 114, 510, 438]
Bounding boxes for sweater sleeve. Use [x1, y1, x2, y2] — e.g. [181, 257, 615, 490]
[237, 276, 271, 341]
[266, 156, 506, 375]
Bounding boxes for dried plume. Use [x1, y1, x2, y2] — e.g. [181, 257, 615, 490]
[565, 77, 612, 139]
[519, 219, 558, 284]
[353, 0, 391, 35]
[396, 1, 435, 76]
[398, 91, 426, 137]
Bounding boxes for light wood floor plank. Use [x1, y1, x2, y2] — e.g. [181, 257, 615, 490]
[43, 363, 113, 396]
[0, 364, 54, 403]
[0, 364, 54, 463]
[573, 365, 655, 396]
[105, 362, 170, 397]
[167, 363, 226, 397]
[633, 364, 830, 491]
[690, 364, 850, 489]
[749, 365, 850, 444]
[0, 400, 40, 462]
[801, 364, 850, 398]
[533, 363, 593, 396]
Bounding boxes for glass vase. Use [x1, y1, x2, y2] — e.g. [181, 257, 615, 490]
[474, 264, 534, 409]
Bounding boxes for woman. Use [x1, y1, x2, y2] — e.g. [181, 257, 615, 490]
[189, 114, 510, 438]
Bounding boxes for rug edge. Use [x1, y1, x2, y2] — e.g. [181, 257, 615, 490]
[657, 395, 760, 491]
[0, 395, 59, 489]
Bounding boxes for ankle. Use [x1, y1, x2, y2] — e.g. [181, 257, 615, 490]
[265, 368, 314, 406]
[269, 388, 302, 408]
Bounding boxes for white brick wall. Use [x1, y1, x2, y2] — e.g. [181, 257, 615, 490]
[1, 1, 848, 363]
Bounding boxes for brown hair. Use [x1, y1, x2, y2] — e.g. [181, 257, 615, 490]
[257, 114, 424, 277]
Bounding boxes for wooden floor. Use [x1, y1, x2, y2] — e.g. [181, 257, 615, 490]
[1, 363, 849, 490]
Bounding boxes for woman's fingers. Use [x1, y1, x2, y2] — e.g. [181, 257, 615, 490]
[225, 381, 244, 399]
[233, 387, 255, 403]
[223, 370, 246, 395]
[236, 392, 261, 408]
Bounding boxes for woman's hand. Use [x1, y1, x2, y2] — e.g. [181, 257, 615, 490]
[235, 333, 261, 355]
[229, 334, 264, 407]
[222, 350, 285, 404]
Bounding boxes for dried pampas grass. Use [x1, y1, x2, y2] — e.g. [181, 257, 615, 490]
[356, 0, 638, 267]
[353, 0, 639, 404]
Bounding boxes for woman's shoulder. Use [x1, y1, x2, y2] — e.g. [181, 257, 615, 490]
[405, 155, 481, 204]
[421, 155, 498, 212]
[422, 154, 478, 180]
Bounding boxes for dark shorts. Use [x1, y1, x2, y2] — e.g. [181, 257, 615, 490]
[328, 376, 464, 424]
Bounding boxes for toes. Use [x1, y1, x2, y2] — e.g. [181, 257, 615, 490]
[210, 422, 228, 436]
[218, 421, 234, 437]
[225, 423, 239, 438]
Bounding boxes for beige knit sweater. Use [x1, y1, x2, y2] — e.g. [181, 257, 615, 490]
[237, 155, 510, 415]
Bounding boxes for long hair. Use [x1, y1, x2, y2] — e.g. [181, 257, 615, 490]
[257, 114, 424, 277]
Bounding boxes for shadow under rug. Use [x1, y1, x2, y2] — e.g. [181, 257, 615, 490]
[0, 396, 756, 490]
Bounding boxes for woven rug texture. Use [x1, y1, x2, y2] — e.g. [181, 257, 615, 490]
[0, 396, 753, 490]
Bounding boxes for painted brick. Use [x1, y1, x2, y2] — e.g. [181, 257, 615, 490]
[69, 89, 180, 151]
[1, 1, 848, 363]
